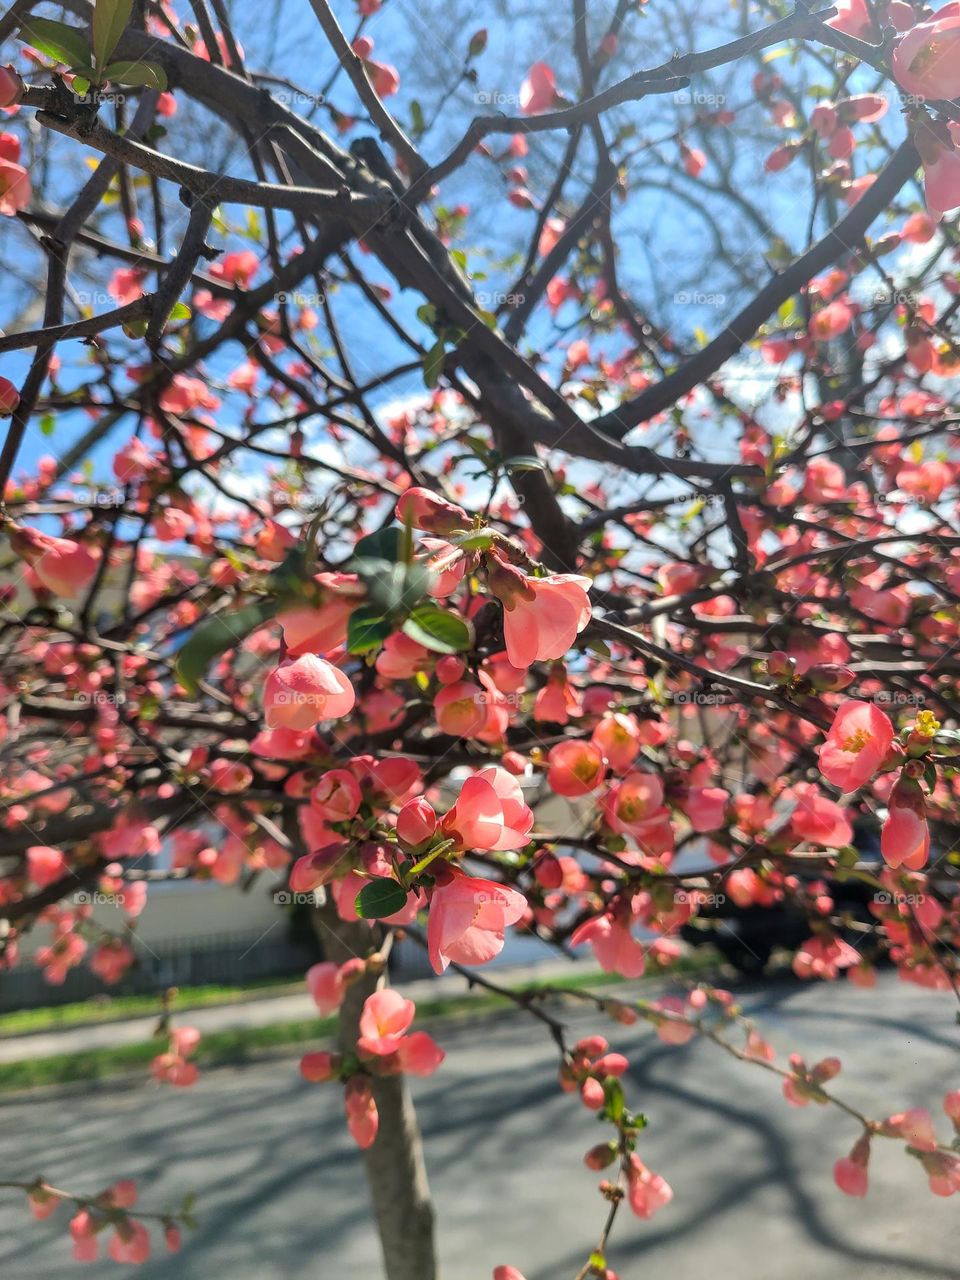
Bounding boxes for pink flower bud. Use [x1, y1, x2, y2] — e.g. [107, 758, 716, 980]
[833, 1155, 868, 1197]
[396, 796, 438, 847]
[806, 663, 856, 692]
[766, 650, 797, 682]
[580, 1077, 605, 1109]
[300, 1051, 338, 1082]
[0, 65, 24, 109]
[0, 375, 19, 414]
[306, 961, 345, 1014]
[533, 851, 563, 890]
[289, 844, 347, 894]
[584, 1142, 618, 1171]
[395, 486, 469, 535]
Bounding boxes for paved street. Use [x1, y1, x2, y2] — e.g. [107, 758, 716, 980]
[1, 972, 958, 1279]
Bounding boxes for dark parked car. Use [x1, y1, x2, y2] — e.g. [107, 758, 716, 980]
[679, 821, 884, 974]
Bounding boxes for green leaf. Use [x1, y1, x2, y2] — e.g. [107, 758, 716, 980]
[102, 59, 167, 90]
[168, 301, 191, 321]
[503, 455, 545, 472]
[402, 605, 473, 655]
[352, 558, 431, 616]
[346, 606, 392, 654]
[354, 525, 402, 561]
[176, 599, 277, 694]
[409, 99, 425, 139]
[423, 338, 446, 389]
[72, 75, 92, 96]
[93, 0, 134, 71]
[355, 878, 408, 919]
[19, 17, 90, 69]
[603, 1077, 625, 1122]
[39, 414, 55, 437]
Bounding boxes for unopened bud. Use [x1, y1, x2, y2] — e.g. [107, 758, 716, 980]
[766, 650, 797, 683]
[806, 663, 855, 692]
[396, 796, 438, 848]
[584, 1142, 618, 1171]
[533, 851, 563, 890]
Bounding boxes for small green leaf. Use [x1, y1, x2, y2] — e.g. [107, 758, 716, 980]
[39, 414, 55, 437]
[176, 599, 277, 693]
[603, 1077, 625, 1122]
[352, 558, 431, 615]
[403, 605, 473, 654]
[423, 338, 446, 389]
[72, 75, 92, 96]
[503, 455, 545, 472]
[19, 17, 91, 68]
[355, 878, 408, 919]
[354, 525, 402, 561]
[346, 606, 392, 654]
[409, 99, 425, 139]
[102, 59, 167, 90]
[168, 301, 191, 321]
[93, 0, 134, 71]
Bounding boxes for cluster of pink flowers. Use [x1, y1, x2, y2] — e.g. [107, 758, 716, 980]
[24, 1178, 182, 1265]
[301, 985, 443, 1149]
[151, 1026, 201, 1088]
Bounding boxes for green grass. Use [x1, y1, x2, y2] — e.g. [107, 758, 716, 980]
[0, 949, 723, 1094]
[0, 975, 306, 1037]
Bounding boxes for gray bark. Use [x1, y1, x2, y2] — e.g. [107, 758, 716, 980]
[312, 902, 437, 1280]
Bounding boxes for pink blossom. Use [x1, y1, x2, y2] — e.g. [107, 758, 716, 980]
[683, 786, 729, 833]
[344, 1076, 379, 1148]
[591, 712, 642, 771]
[26, 845, 68, 888]
[892, 11, 960, 100]
[441, 767, 534, 851]
[10, 527, 101, 597]
[626, 1153, 673, 1218]
[358, 989, 416, 1055]
[834, 1155, 869, 1197]
[0, 155, 29, 215]
[881, 775, 929, 869]
[818, 700, 895, 792]
[427, 867, 527, 972]
[923, 137, 960, 218]
[108, 1220, 151, 1264]
[0, 65, 24, 108]
[434, 680, 487, 736]
[519, 62, 558, 115]
[397, 1030, 445, 1076]
[397, 796, 438, 846]
[488, 559, 592, 667]
[793, 933, 861, 980]
[547, 740, 605, 796]
[263, 655, 355, 729]
[570, 911, 646, 978]
[788, 782, 853, 848]
[311, 769, 362, 821]
[826, 0, 874, 38]
[395, 486, 469, 535]
[306, 961, 346, 1014]
[884, 1106, 938, 1150]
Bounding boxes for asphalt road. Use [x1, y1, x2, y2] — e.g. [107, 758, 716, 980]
[1, 972, 958, 1280]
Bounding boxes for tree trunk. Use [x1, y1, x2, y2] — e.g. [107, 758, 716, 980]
[312, 901, 437, 1280]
